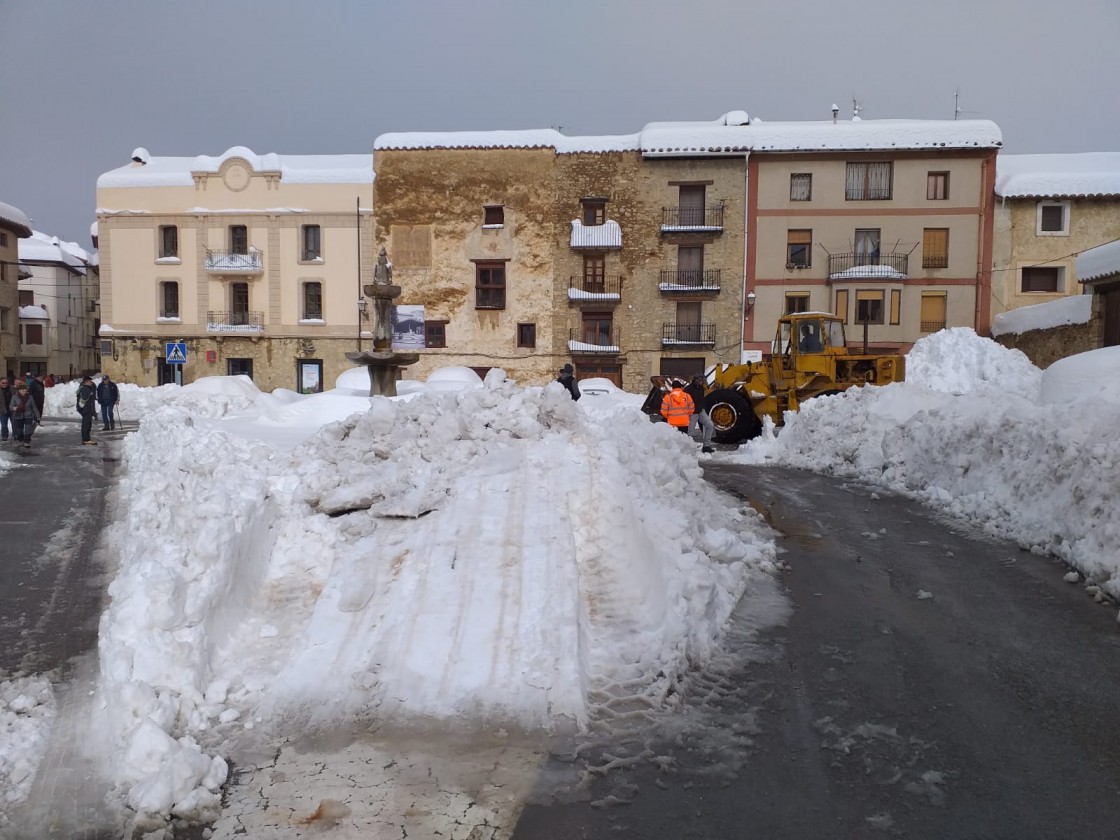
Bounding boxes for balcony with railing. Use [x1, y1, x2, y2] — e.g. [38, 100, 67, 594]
[661, 322, 716, 346]
[660, 205, 724, 233]
[568, 275, 623, 304]
[568, 327, 619, 353]
[205, 247, 263, 274]
[659, 268, 721, 294]
[827, 252, 909, 281]
[207, 311, 264, 333]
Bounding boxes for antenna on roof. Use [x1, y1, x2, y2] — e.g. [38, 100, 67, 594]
[851, 96, 862, 121]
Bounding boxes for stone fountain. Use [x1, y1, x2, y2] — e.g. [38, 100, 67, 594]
[345, 247, 419, 396]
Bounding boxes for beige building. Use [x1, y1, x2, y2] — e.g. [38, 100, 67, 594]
[374, 112, 1002, 391]
[95, 147, 374, 391]
[747, 120, 1001, 354]
[0, 200, 33, 378]
[993, 153, 1120, 319]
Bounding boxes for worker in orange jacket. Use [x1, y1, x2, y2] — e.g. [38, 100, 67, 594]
[660, 381, 695, 431]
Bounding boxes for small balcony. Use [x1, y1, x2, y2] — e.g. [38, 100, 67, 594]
[659, 268, 721, 293]
[206, 247, 263, 274]
[827, 253, 909, 281]
[661, 205, 724, 233]
[568, 327, 619, 353]
[568, 276, 623, 304]
[207, 311, 264, 333]
[661, 322, 716, 346]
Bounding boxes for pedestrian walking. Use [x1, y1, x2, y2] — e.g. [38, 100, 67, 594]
[684, 375, 716, 453]
[9, 382, 41, 449]
[43, 373, 55, 388]
[0, 376, 13, 442]
[76, 375, 98, 445]
[660, 379, 695, 433]
[557, 363, 581, 401]
[97, 374, 120, 430]
[28, 374, 46, 420]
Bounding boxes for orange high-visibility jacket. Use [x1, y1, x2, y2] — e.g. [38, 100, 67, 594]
[660, 388, 695, 428]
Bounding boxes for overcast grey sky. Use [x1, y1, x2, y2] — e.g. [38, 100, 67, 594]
[1, 0, 1117, 247]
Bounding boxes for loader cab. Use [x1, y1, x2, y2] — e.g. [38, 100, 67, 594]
[774, 315, 846, 367]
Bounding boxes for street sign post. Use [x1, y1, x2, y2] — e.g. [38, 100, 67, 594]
[166, 342, 188, 364]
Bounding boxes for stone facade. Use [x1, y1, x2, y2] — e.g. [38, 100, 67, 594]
[993, 322, 1097, 368]
[95, 148, 374, 391]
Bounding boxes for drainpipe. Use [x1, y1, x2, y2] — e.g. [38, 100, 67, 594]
[740, 152, 750, 363]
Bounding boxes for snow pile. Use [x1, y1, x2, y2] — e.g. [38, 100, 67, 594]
[732, 329, 1120, 595]
[1042, 345, 1120, 407]
[92, 376, 774, 822]
[0, 676, 55, 825]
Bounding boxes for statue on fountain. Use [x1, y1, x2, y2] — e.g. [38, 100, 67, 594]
[345, 245, 419, 396]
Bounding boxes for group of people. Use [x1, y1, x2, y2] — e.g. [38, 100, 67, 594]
[556, 363, 715, 454]
[0, 372, 121, 450]
[659, 376, 715, 454]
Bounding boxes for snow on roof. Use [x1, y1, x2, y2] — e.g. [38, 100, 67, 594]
[97, 147, 373, 189]
[0, 200, 32, 238]
[19, 230, 90, 269]
[990, 294, 1093, 337]
[375, 113, 1001, 157]
[570, 219, 622, 249]
[19, 305, 49, 320]
[995, 153, 1120, 198]
[1076, 237, 1120, 283]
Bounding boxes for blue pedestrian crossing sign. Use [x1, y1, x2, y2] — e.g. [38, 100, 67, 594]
[165, 342, 188, 364]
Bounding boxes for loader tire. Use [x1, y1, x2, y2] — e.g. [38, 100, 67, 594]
[705, 389, 762, 444]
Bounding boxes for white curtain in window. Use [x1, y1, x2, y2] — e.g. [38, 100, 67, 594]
[845, 164, 863, 197]
[867, 162, 891, 198]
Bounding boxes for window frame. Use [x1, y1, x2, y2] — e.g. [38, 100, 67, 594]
[159, 280, 180, 319]
[581, 198, 607, 226]
[475, 261, 507, 310]
[229, 224, 249, 253]
[158, 225, 179, 259]
[302, 281, 323, 320]
[23, 323, 45, 345]
[927, 171, 950, 200]
[786, 229, 812, 268]
[483, 205, 505, 228]
[1021, 266, 1063, 293]
[517, 322, 536, 348]
[784, 293, 810, 314]
[18, 289, 34, 306]
[1036, 201, 1070, 236]
[920, 292, 948, 332]
[582, 311, 614, 346]
[922, 228, 950, 269]
[790, 173, 812, 201]
[425, 320, 447, 348]
[845, 161, 893, 201]
[301, 224, 322, 261]
[855, 290, 885, 325]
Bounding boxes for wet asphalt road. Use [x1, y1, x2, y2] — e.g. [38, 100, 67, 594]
[0, 418, 123, 678]
[513, 464, 1120, 840]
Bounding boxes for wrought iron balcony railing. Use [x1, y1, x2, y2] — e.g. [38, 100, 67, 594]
[660, 205, 724, 231]
[206, 311, 264, 333]
[568, 327, 619, 351]
[659, 268, 721, 292]
[568, 276, 623, 299]
[661, 322, 716, 345]
[827, 252, 909, 280]
[205, 247, 263, 273]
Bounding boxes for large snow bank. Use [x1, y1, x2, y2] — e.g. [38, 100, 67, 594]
[991, 295, 1093, 337]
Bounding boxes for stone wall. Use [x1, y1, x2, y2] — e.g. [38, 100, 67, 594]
[993, 321, 1097, 369]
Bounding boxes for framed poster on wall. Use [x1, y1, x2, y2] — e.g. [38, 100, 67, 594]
[391, 305, 426, 350]
[298, 359, 323, 394]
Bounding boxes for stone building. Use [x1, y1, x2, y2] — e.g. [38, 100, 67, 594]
[0, 200, 33, 378]
[993, 153, 1120, 319]
[95, 147, 373, 391]
[374, 111, 1002, 390]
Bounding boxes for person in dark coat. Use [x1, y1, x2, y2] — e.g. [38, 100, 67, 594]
[97, 374, 121, 430]
[28, 374, 46, 420]
[557, 364, 581, 401]
[0, 376, 12, 442]
[76, 375, 99, 445]
[9, 382, 41, 449]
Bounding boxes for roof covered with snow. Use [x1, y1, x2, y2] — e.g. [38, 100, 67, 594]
[19, 305, 50, 320]
[375, 113, 1002, 157]
[97, 147, 374, 189]
[19, 230, 90, 270]
[0, 200, 32, 238]
[1076, 237, 1120, 283]
[990, 294, 1093, 337]
[995, 153, 1120, 199]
